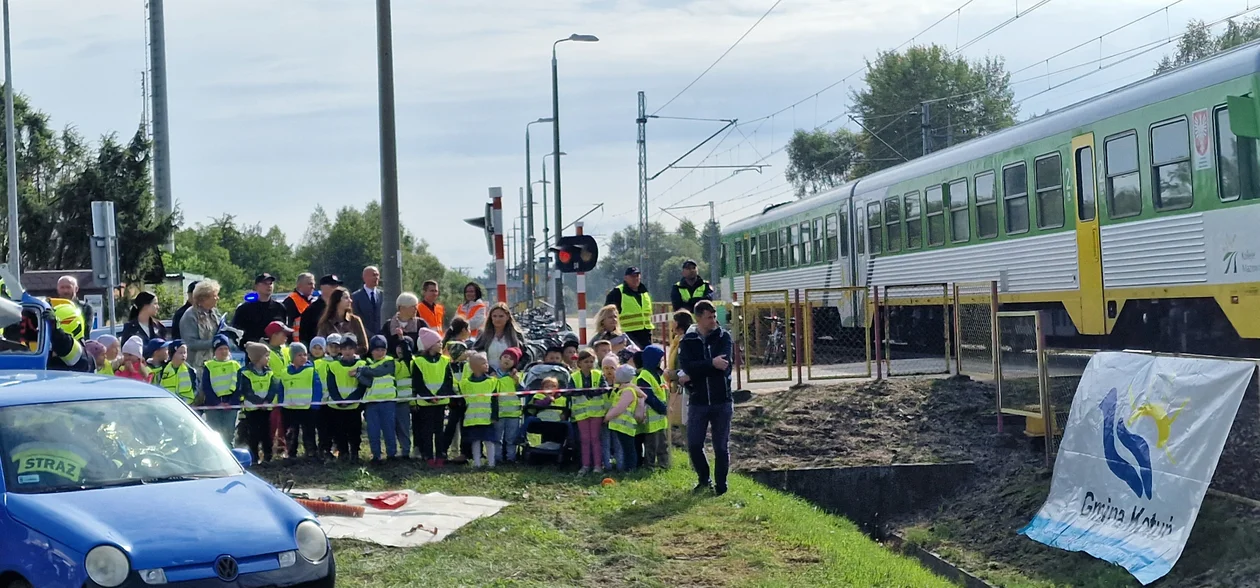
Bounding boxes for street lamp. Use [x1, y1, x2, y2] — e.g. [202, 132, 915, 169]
[524, 117, 553, 307]
[552, 33, 598, 321]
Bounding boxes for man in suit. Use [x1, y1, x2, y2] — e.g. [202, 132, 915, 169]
[352, 266, 383, 338]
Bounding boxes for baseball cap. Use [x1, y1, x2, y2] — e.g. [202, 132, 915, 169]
[318, 274, 343, 287]
[264, 321, 292, 337]
[254, 273, 276, 284]
[681, 259, 698, 269]
[624, 267, 641, 276]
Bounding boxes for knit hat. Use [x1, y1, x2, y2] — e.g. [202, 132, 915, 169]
[369, 334, 388, 352]
[614, 364, 637, 384]
[289, 342, 308, 356]
[601, 354, 620, 369]
[325, 333, 342, 347]
[163, 339, 184, 351]
[500, 346, 523, 366]
[212, 334, 232, 350]
[122, 336, 144, 359]
[143, 337, 166, 359]
[309, 336, 327, 351]
[97, 334, 118, 348]
[84, 339, 105, 359]
[417, 327, 442, 352]
[245, 342, 271, 365]
[641, 344, 666, 371]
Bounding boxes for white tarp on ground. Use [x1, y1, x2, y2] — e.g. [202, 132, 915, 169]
[1020, 352, 1254, 585]
[291, 489, 510, 548]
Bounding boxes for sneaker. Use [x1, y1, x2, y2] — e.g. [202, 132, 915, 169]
[593, 468, 604, 475]
[693, 481, 714, 494]
[576, 467, 590, 476]
[715, 484, 728, 497]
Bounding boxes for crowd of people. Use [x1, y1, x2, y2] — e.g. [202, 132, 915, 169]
[53, 260, 733, 492]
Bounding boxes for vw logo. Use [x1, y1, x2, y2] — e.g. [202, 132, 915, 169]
[215, 555, 239, 582]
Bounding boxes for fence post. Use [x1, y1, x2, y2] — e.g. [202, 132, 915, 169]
[942, 283, 951, 375]
[952, 283, 962, 375]
[1036, 310, 1052, 468]
[733, 292, 743, 390]
[990, 280, 1002, 433]
[794, 289, 803, 386]
[873, 287, 883, 381]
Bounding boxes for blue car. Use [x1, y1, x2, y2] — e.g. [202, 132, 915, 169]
[0, 372, 335, 587]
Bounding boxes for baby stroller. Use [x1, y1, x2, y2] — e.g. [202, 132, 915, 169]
[519, 363, 577, 465]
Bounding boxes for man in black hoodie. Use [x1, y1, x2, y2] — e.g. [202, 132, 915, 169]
[676, 300, 734, 496]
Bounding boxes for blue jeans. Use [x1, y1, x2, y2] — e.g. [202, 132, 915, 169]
[600, 423, 615, 470]
[205, 408, 238, 447]
[393, 401, 412, 457]
[613, 431, 638, 471]
[495, 417, 521, 462]
[364, 402, 397, 459]
[688, 402, 733, 488]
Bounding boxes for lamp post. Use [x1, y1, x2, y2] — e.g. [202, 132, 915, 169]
[551, 33, 598, 322]
[525, 117, 552, 307]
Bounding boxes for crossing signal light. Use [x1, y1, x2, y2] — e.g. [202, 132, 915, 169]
[551, 235, 598, 273]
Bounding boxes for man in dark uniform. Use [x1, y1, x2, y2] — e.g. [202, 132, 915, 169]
[299, 274, 342, 344]
[670, 259, 714, 313]
[231, 273, 287, 345]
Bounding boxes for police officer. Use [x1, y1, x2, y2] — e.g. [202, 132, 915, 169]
[604, 267, 653, 350]
[670, 259, 713, 313]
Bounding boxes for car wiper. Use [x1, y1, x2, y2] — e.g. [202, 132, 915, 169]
[140, 473, 222, 484]
[29, 479, 146, 493]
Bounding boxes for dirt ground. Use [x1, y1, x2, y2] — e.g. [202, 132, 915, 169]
[729, 377, 1260, 588]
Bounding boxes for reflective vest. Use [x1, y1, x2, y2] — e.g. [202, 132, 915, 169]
[240, 369, 274, 412]
[461, 376, 497, 427]
[394, 359, 413, 402]
[418, 302, 445, 331]
[456, 300, 487, 337]
[287, 292, 311, 340]
[607, 385, 640, 437]
[313, 357, 332, 390]
[496, 375, 521, 418]
[531, 392, 567, 422]
[676, 279, 710, 303]
[616, 284, 653, 332]
[96, 357, 115, 376]
[412, 355, 451, 406]
[279, 365, 317, 409]
[204, 359, 241, 397]
[267, 346, 290, 378]
[570, 370, 605, 421]
[157, 363, 196, 404]
[364, 358, 396, 402]
[635, 369, 668, 434]
[326, 359, 363, 410]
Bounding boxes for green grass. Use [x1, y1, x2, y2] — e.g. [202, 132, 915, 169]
[259, 454, 956, 587]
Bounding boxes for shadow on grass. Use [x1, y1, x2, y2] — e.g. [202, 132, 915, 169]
[600, 488, 706, 532]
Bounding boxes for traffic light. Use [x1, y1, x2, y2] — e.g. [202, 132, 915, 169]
[551, 235, 598, 273]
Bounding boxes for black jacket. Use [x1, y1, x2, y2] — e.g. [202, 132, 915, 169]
[119, 318, 167, 345]
[677, 326, 733, 406]
[170, 302, 191, 340]
[298, 298, 326, 344]
[232, 300, 287, 345]
[670, 278, 713, 312]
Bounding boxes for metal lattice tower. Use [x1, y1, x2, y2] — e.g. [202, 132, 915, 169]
[636, 91, 648, 284]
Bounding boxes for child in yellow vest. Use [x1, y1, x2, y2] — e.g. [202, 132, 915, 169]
[605, 365, 648, 472]
[264, 321, 293, 460]
[497, 347, 524, 463]
[461, 352, 499, 468]
[571, 349, 605, 475]
[359, 335, 399, 465]
[311, 334, 336, 460]
[635, 345, 671, 469]
[199, 335, 242, 445]
[280, 342, 324, 462]
[239, 342, 282, 464]
[412, 328, 454, 467]
[324, 334, 366, 463]
[154, 340, 196, 405]
[600, 354, 620, 470]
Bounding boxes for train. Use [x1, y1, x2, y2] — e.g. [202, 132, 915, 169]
[719, 40, 1260, 357]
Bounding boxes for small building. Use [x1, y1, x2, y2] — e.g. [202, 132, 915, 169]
[22, 270, 110, 329]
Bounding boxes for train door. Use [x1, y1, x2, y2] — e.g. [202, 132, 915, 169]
[1071, 133, 1107, 335]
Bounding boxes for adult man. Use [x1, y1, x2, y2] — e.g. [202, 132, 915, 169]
[676, 300, 734, 496]
[232, 273, 287, 345]
[417, 280, 445, 331]
[670, 259, 713, 313]
[56, 275, 94, 332]
[604, 267, 653, 349]
[169, 281, 198, 340]
[299, 274, 342, 344]
[284, 272, 316, 340]
[352, 266, 383, 338]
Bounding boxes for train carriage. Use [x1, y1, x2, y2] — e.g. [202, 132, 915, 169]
[721, 40, 1260, 356]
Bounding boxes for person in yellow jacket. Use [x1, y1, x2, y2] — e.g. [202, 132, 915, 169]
[359, 335, 398, 465]
[412, 328, 454, 467]
[634, 344, 671, 469]
[154, 340, 197, 405]
[278, 342, 323, 462]
[603, 267, 654, 349]
[605, 365, 648, 472]
[571, 349, 605, 475]
[264, 321, 292, 460]
[198, 335, 242, 444]
[460, 352, 499, 468]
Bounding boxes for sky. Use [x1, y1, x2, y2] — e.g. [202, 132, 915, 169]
[6, 0, 1253, 274]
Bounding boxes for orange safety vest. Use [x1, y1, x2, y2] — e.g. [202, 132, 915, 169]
[287, 291, 311, 340]
[456, 300, 488, 337]
[418, 302, 445, 331]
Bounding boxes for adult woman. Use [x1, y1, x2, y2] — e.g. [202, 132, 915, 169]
[443, 317, 471, 344]
[455, 282, 488, 338]
[119, 291, 167, 344]
[317, 287, 369, 354]
[590, 304, 622, 345]
[383, 291, 426, 352]
[471, 303, 523, 363]
[179, 280, 224, 369]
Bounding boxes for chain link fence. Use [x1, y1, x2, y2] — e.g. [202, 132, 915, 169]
[880, 283, 951, 377]
[953, 281, 998, 380]
[994, 311, 1056, 465]
[803, 287, 870, 380]
[739, 290, 794, 383]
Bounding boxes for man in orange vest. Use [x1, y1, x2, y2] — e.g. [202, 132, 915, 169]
[284, 272, 316, 341]
[417, 280, 445, 331]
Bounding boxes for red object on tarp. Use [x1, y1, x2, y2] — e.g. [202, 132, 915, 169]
[366, 491, 409, 510]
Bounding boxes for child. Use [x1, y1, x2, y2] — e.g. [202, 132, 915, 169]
[460, 351, 499, 468]
[239, 342, 283, 464]
[635, 344, 671, 469]
[600, 354, 620, 471]
[605, 365, 648, 472]
[94, 334, 119, 375]
[85, 340, 108, 375]
[443, 341, 472, 464]
[496, 347, 524, 464]
[280, 342, 324, 462]
[200, 334, 243, 445]
[562, 340, 580, 371]
[592, 339, 612, 364]
[114, 336, 151, 382]
[359, 335, 398, 465]
[264, 321, 293, 458]
[144, 338, 168, 375]
[392, 336, 416, 460]
[412, 328, 454, 467]
[542, 345, 565, 365]
[570, 349, 605, 475]
[323, 334, 366, 462]
[154, 340, 197, 404]
[313, 334, 336, 459]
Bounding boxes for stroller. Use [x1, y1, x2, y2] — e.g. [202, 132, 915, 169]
[518, 363, 577, 465]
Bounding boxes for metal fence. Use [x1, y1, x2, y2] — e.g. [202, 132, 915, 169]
[881, 283, 951, 377]
[994, 310, 1056, 466]
[739, 290, 794, 383]
[803, 287, 871, 380]
[953, 281, 998, 380]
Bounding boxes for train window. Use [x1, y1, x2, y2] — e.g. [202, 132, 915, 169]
[734, 240, 743, 274]
[885, 197, 901, 252]
[904, 192, 922, 249]
[975, 171, 998, 239]
[1105, 132, 1142, 218]
[720, 243, 727, 276]
[866, 201, 882, 254]
[768, 230, 779, 269]
[1076, 147, 1096, 221]
[786, 226, 797, 267]
[812, 218, 823, 262]
[830, 213, 843, 259]
[856, 213, 866, 254]
[1035, 153, 1065, 229]
[756, 233, 766, 270]
[780, 228, 789, 268]
[1003, 163, 1030, 234]
[948, 179, 970, 242]
[1151, 118, 1192, 211]
[799, 222, 811, 265]
[926, 185, 946, 245]
[1215, 105, 1260, 202]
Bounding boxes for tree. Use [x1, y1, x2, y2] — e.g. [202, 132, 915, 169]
[785, 128, 859, 197]
[1156, 18, 1260, 74]
[850, 45, 1016, 176]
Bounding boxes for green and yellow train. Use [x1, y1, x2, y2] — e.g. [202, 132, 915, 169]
[720, 41, 1260, 355]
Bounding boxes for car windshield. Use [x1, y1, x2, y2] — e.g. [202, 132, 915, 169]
[0, 396, 241, 494]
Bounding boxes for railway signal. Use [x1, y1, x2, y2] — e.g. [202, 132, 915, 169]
[551, 235, 597, 273]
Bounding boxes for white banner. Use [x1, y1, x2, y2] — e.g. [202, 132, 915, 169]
[1021, 352, 1254, 585]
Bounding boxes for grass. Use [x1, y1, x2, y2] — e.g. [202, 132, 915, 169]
[258, 453, 957, 587]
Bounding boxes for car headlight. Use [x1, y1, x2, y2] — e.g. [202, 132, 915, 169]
[86, 545, 130, 587]
[296, 520, 328, 563]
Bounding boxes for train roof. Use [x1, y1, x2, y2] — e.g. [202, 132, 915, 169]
[724, 39, 1260, 236]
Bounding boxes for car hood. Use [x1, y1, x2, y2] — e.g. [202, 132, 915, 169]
[5, 474, 311, 569]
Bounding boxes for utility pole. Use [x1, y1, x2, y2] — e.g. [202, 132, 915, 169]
[920, 100, 931, 157]
[375, 0, 402, 320]
[707, 201, 719, 292]
[2, 0, 17, 272]
[518, 188, 526, 280]
[636, 91, 649, 286]
[148, 0, 174, 252]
